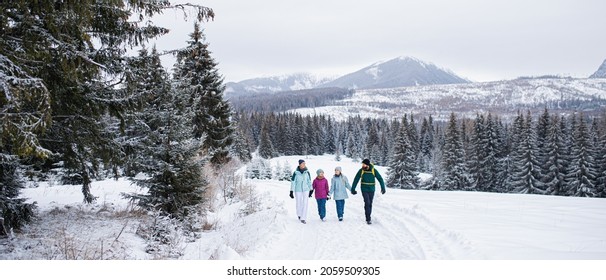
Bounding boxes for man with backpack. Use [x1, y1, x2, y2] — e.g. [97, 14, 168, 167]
[351, 159, 386, 225]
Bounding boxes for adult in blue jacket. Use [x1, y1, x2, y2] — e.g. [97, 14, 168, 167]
[290, 159, 312, 224]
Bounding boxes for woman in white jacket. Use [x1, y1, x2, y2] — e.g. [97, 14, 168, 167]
[329, 166, 352, 221]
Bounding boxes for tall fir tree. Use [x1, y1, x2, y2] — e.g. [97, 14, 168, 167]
[508, 112, 544, 194]
[173, 23, 233, 165]
[125, 42, 208, 221]
[565, 113, 597, 197]
[258, 123, 275, 159]
[388, 120, 419, 189]
[440, 113, 468, 190]
[595, 114, 606, 197]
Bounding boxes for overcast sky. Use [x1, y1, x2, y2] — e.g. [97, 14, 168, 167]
[150, 0, 606, 83]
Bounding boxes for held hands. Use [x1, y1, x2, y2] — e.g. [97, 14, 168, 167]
[289, 191, 294, 199]
[327, 195, 331, 201]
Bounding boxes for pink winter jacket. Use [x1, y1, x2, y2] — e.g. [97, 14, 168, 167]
[312, 177, 330, 199]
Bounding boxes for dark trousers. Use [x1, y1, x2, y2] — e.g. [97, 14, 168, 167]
[316, 198, 327, 219]
[335, 199, 345, 218]
[362, 192, 374, 222]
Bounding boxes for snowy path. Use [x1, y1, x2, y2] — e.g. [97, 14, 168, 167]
[245, 180, 479, 260]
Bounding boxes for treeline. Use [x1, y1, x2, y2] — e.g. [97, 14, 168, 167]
[1, 2, 235, 234]
[234, 109, 606, 198]
[228, 87, 354, 112]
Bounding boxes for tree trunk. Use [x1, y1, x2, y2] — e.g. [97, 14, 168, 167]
[0, 217, 8, 237]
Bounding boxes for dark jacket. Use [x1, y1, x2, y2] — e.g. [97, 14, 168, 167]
[351, 164, 385, 193]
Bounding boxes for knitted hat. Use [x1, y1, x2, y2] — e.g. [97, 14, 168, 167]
[362, 159, 371, 165]
[335, 166, 342, 172]
[316, 169, 324, 176]
[298, 159, 305, 165]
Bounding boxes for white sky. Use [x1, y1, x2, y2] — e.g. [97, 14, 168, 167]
[149, 0, 606, 82]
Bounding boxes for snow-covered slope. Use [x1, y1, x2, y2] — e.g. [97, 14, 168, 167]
[319, 56, 469, 89]
[291, 77, 606, 121]
[4, 155, 606, 259]
[242, 155, 606, 260]
[590, 59, 606, 78]
[225, 73, 333, 96]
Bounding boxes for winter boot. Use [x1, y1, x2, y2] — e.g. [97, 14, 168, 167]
[301, 220, 306, 224]
[366, 220, 372, 225]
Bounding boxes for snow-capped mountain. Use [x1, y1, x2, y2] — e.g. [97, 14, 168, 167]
[590, 59, 606, 78]
[225, 73, 333, 96]
[290, 77, 606, 121]
[319, 56, 469, 89]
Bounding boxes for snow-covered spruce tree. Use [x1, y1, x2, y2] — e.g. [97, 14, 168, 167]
[325, 118, 337, 154]
[541, 115, 568, 195]
[2, 1, 213, 204]
[388, 120, 420, 189]
[230, 125, 253, 163]
[173, 23, 233, 166]
[440, 113, 468, 191]
[469, 113, 503, 192]
[124, 46, 208, 221]
[508, 112, 544, 194]
[565, 113, 597, 197]
[595, 114, 606, 197]
[418, 116, 435, 172]
[1, 52, 49, 232]
[120, 47, 167, 177]
[346, 132, 357, 160]
[335, 142, 343, 162]
[258, 123, 276, 159]
[365, 123, 380, 160]
[467, 114, 485, 191]
[281, 161, 293, 181]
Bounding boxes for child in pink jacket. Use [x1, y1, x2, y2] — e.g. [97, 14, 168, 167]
[311, 169, 330, 221]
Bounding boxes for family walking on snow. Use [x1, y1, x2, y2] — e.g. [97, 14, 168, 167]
[290, 158, 386, 225]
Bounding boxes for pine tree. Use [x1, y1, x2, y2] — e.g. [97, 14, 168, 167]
[124, 46, 208, 220]
[441, 113, 468, 190]
[419, 116, 435, 172]
[335, 142, 343, 162]
[508, 112, 544, 194]
[346, 132, 358, 160]
[595, 114, 606, 197]
[542, 116, 568, 195]
[365, 122, 379, 159]
[388, 122, 419, 189]
[258, 123, 275, 159]
[565, 113, 597, 197]
[230, 126, 253, 163]
[173, 23, 233, 165]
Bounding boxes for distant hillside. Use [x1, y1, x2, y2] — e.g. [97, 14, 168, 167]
[319, 56, 469, 90]
[225, 73, 333, 97]
[289, 77, 606, 121]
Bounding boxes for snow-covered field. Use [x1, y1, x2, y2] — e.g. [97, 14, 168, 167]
[2, 155, 606, 260]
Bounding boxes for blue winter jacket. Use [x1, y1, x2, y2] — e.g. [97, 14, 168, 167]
[291, 167, 312, 192]
[329, 174, 351, 200]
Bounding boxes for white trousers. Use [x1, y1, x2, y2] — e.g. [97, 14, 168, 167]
[295, 191, 309, 221]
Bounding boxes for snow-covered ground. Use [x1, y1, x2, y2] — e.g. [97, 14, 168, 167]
[2, 155, 606, 260]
